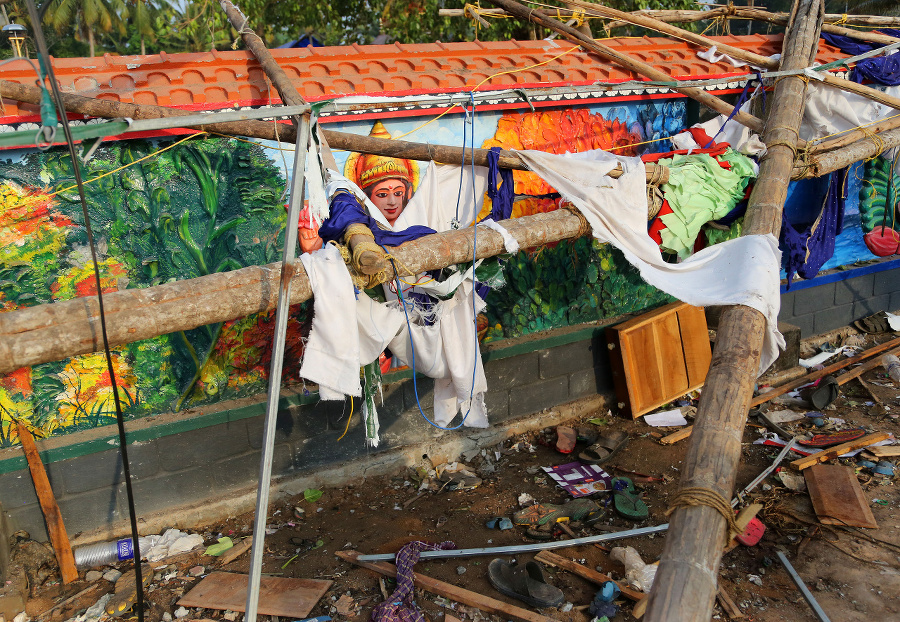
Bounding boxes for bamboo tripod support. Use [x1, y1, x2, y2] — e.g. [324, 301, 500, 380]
[646, 0, 824, 619]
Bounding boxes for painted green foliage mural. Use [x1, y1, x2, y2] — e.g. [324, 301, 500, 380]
[0, 136, 310, 447]
[859, 155, 900, 257]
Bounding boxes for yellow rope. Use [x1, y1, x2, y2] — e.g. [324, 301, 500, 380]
[337, 396, 353, 441]
[12, 131, 207, 211]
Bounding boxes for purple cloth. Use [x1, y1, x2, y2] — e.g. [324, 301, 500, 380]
[370, 540, 456, 622]
[319, 191, 435, 247]
[483, 147, 515, 222]
[781, 168, 847, 288]
[821, 29, 900, 57]
[852, 54, 900, 86]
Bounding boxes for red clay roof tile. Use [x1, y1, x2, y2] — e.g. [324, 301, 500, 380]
[0, 34, 847, 123]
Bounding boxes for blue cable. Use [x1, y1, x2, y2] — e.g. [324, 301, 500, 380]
[382, 91, 481, 431]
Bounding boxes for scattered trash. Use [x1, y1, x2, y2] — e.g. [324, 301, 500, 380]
[517, 492, 535, 507]
[487, 559, 564, 608]
[485, 517, 513, 530]
[747, 574, 763, 587]
[204, 536, 234, 556]
[776, 469, 807, 492]
[143, 529, 204, 562]
[610, 546, 656, 592]
[542, 461, 613, 497]
[643, 408, 688, 427]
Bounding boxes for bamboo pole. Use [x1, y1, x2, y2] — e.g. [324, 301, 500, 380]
[480, 0, 766, 135]
[809, 113, 900, 154]
[0, 209, 590, 375]
[563, 0, 900, 123]
[439, 6, 900, 29]
[733, 7, 899, 45]
[801, 125, 900, 178]
[645, 0, 823, 620]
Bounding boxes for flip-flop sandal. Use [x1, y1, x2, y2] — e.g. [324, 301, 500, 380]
[575, 426, 600, 445]
[487, 559, 565, 608]
[105, 564, 154, 617]
[853, 311, 892, 334]
[798, 427, 867, 448]
[578, 430, 629, 465]
[512, 498, 601, 527]
[803, 375, 840, 410]
[611, 477, 649, 521]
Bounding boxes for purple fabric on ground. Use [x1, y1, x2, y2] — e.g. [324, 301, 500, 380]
[370, 540, 456, 622]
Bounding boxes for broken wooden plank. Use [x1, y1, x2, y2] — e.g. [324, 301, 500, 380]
[177, 572, 331, 617]
[217, 537, 253, 566]
[790, 432, 891, 471]
[659, 426, 693, 445]
[533, 550, 644, 602]
[716, 585, 745, 619]
[336, 550, 556, 622]
[17, 422, 78, 584]
[749, 337, 900, 407]
[804, 464, 877, 529]
[862, 445, 900, 458]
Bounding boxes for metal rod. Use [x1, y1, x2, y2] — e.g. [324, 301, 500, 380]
[776, 551, 832, 622]
[732, 436, 798, 507]
[356, 523, 669, 562]
[243, 113, 310, 622]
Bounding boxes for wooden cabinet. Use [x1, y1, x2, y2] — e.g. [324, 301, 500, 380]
[606, 302, 711, 418]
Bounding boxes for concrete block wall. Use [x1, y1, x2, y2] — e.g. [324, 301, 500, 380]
[778, 261, 900, 337]
[0, 328, 614, 543]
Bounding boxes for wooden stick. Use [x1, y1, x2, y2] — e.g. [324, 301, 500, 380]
[659, 426, 693, 445]
[802, 125, 900, 179]
[836, 346, 900, 386]
[790, 432, 890, 470]
[533, 550, 644, 602]
[335, 550, 557, 622]
[217, 537, 253, 566]
[748, 336, 900, 407]
[481, 0, 765, 135]
[810, 114, 900, 155]
[646, 1, 824, 619]
[716, 585, 745, 619]
[17, 422, 78, 584]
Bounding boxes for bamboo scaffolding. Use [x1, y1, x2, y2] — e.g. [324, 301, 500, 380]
[646, 0, 824, 619]
[562, 0, 900, 122]
[439, 6, 900, 29]
[480, 0, 766, 135]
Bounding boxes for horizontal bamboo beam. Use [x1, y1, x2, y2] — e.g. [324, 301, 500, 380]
[801, 124, 900, 178]
[0, 209, 589, 375]
[0, 79, 667, 182]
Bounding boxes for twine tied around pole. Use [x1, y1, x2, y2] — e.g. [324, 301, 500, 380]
[666, 486, 742, 540]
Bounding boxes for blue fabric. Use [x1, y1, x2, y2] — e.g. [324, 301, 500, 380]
[851, 54, 900, 85]
[483, 147, 515, 222]
[821, 29, 900, 57]
[781, 168, 847, 288]
[319, 191, 435, 247]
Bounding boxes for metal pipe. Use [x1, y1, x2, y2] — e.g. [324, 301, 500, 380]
[776, 551, 832, 622]
[732, 436, 798, 507]
[243, 113, 310, 622]
[356, 523, 669, 562]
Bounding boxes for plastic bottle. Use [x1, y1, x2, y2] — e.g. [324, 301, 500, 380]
[882, 354, 900, 383]
[73, 538, 135, 568]
[610, 546, 657, 593]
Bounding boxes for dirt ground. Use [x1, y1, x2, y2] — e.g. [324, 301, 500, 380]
[14, 331, 900, 622]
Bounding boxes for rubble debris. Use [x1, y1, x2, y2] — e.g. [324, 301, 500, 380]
[177, 572, 332, 617]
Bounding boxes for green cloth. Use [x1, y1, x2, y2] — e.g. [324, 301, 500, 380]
[657, 149, 756, 259]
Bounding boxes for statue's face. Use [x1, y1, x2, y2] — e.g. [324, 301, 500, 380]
[368, 179, 409, 226]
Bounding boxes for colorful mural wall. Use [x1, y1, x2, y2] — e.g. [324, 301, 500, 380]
[0, 97, 890, 446]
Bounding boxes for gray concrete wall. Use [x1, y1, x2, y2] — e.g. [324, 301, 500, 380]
[0, 329, 615, 544]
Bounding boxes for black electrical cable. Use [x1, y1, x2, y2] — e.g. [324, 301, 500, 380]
[25, 3, 145, 620]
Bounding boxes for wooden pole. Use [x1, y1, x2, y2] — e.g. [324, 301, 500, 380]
[734, 7, 899, 45]
[17, 422, 79, 584]
[645, 0, 823, 620]
[480, 0, 766, 135]
[563, 0, 900, 121]
[0, 209, 591, 375]
[801, 125, 900, 178]
[809, 114, 900, 154]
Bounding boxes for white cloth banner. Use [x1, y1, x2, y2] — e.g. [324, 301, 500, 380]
[516, 149, 784, 375]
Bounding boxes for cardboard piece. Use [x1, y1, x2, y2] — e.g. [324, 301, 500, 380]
[804, 464, 877, 529]
[178, 572, 332, 616]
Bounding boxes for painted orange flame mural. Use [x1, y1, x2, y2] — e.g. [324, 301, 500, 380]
[481, 109, 642, 218]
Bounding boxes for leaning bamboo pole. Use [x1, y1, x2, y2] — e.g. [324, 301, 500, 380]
[563, 0, 900, 120]
[480, 0, 766, 134]
[802, 125, 900, 178]
[0, 209, 589, 376]
[646, 0, 823, 619]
